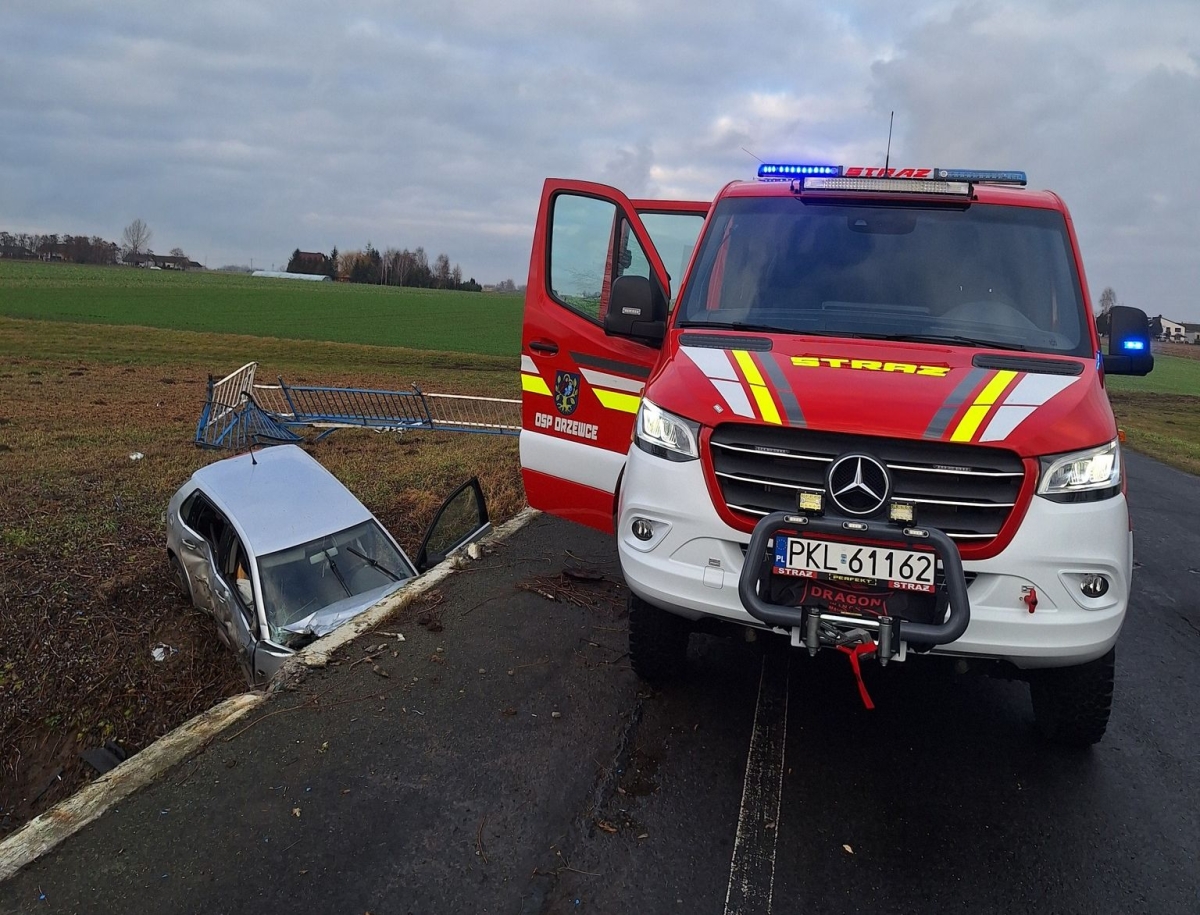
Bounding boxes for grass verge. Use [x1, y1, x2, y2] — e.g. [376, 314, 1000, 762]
[0, 322, 523, 838]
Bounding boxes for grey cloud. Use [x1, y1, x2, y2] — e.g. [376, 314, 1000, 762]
[1, 0, 1197, 315]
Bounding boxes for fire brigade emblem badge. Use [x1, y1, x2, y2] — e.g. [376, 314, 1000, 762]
[554, 371, 581, 416]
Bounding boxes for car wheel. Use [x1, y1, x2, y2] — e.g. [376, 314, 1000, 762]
[1029, 649, 1115, 747]
[168, 553, 192, 603]
[628, 594, 689, 684]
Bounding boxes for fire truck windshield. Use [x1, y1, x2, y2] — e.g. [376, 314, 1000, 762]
[677, 198, 1090, 357]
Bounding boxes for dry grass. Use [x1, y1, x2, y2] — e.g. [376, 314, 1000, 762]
[0, 320, 523, 836]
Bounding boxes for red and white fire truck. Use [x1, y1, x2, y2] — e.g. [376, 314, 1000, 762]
[518, 165, 1154, 745]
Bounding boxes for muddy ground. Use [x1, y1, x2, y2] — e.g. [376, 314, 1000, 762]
[0, 353, 523, 837]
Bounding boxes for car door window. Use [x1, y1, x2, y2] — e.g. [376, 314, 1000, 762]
[217, 529, 258, 636]
[549, 193, 652, 323]
[183, 492, 228, 550]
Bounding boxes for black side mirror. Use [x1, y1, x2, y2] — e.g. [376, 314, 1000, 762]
[415, 477, 490, 571]
[1103, 305, 1154, 376]
[604, 274, 667, 345]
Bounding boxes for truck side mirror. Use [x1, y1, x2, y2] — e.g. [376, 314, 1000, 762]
[604, 275, 667, 346]
[1103, 305, 1154, 376]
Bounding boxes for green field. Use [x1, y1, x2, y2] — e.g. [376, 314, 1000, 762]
[1106, 353, 1200, 396]
[0, 261, 524, 357]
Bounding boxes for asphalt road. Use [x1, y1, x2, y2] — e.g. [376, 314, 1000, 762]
[2, 451, 1197, 914]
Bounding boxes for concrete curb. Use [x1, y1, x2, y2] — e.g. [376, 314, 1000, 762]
[0, 693, 265, 883]
[0, 507, 540, 884]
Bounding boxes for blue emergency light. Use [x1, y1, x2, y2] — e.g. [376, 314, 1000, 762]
[757, 164, 842, 178]
[935, 168, 1027, 186]
[1122, 339, 1146, 351]
[757, 164, 1028, 187]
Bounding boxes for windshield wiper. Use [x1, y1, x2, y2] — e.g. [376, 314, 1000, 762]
[346, 546, 402, 582]
[324, 553, 353, 597]
[869, 333, 1029, 351]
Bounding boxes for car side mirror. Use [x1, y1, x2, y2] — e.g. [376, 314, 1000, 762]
[604, 275, 667, 346]
[1103, 305, 1154, 376]
[415, 477, 491, 572]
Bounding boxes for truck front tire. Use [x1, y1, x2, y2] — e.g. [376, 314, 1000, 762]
[1029, 648, 1115, 747]
[628, 594, 689, 683]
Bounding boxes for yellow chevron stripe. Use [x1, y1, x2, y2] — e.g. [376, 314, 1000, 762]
[976, 370, 1018, 405]
[521, 372, 551, 396]
[950, 405, 992, 442]
[733, 350, 782, 424]
[949, 370, 1017, 442]
[749, 385, 782, 424]
[732, 350, 765, 386]
[593, 388, 642, 414]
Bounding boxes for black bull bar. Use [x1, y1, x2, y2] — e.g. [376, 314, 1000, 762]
[737, 511, 971, 659]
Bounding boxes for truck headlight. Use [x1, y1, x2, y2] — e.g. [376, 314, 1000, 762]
[634, 399, 699, 462]
[1037, 439, 1121, 503]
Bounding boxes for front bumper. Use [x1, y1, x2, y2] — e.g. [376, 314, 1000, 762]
[616, 447, 1132, 669]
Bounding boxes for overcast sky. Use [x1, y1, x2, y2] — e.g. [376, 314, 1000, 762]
[2, 1, 1198, 319]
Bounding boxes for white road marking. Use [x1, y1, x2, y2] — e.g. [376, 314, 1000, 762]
[724, 651, 790, 915]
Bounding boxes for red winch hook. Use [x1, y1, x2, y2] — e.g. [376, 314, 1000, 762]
[1022, 586, 1039, 614]
[837, 641, 877, 710]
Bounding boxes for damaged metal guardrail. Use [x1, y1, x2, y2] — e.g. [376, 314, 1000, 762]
[195, 362, 521, 449]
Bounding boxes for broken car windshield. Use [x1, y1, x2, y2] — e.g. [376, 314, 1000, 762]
[258, 520, 413, 646]
[677, 198, 1090, 357]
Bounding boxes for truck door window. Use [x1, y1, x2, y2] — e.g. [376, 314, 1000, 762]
[638, 212, 704, 308]
[549, 193, 652, 323]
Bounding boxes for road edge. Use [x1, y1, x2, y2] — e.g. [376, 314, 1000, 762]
[0, 507, 541, 884]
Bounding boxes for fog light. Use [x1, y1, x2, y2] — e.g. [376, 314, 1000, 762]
[889, 501, 915, 523]
[797, 491, 823, 513]
[631, 518, 655, 542]
[1080, 575, 1110, 599]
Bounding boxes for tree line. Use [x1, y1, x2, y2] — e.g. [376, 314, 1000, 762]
[0, 230, 120, 264]
[286, 243, 483, 291]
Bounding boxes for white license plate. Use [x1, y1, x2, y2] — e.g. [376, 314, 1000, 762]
[772, 536, 936, 592]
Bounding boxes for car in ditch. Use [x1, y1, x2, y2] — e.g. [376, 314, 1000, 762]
[166, 444, 489, 683]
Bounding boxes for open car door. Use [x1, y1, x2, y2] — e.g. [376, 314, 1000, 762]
[519, 179, 708, 533]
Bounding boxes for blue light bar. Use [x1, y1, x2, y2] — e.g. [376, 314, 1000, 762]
[934, 168, 1027, 186]
[1122, 339, 1146, 351]
[758, 164, 842, 179]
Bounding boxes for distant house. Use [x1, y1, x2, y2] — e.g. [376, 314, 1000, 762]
[286, 251, 331, 275]
[1158, 317, 1185, 341]
[36, 241, 69, 261]
[1182, 322, 1200, 344]
[124, 252, 196, 270]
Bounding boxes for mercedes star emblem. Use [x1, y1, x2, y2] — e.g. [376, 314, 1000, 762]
[827, 454, 890, 515]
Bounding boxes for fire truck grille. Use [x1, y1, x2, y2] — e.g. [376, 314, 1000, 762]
[709, 425, 1025, 546]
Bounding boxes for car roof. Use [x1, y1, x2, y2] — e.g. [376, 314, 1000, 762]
[190, 444, 376, 556]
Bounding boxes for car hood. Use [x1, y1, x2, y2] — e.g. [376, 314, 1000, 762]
[651, 330, 1115, 457]
[280, 581, 404, 639]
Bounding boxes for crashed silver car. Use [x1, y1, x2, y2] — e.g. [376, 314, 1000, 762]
[166, 444, 489, 683]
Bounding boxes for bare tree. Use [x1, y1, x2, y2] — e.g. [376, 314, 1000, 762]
[122, 219, 152, 260]
[1097, 286, 1117, 316]
[169, 247, 186, 258]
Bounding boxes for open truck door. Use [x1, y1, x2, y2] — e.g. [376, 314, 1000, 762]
[519, 179, 708, 532]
